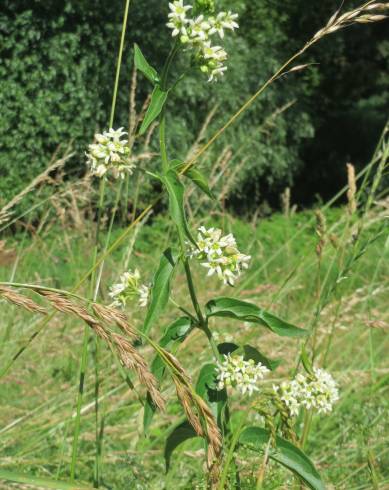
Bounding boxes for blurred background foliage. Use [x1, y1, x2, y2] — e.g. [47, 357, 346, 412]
[0, 0, 388, 211]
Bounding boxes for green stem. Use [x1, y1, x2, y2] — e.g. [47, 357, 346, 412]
[70, 0, 131, 481]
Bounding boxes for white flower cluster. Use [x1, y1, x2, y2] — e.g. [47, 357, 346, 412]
[86, 128, 135, 179]
[167, 1, 238, 82]
[274, 368, 339, 416]
[109, 269, 150, 309]
[189, 226, 250, 285]
[217, 354, 270, 396]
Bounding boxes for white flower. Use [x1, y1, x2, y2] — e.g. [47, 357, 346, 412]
[167, 0, 192, 37]
[109, 269, 150, 309]
[138, 284, 150, 308]
[189, 226, 250, 285]
[188, 15, 210, 43]
[86, 127, 135, 179]
[209, 11, 239, 39]
[275, 368, 339, 416]
[208, 63, 227, 82]
[202, 42, 227, 62]
[217, 354, 269, 396]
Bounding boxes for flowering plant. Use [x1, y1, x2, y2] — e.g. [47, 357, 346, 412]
[87, 2, 389, 488]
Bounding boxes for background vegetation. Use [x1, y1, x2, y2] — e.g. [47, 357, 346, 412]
[1, 0, 388, 208]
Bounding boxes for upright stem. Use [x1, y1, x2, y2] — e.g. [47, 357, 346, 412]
[69, 0, 131, 482]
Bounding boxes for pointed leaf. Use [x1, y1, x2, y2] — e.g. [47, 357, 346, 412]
[243, 344, 281, 371]
[185, 167, 215, 200]
[139, 86, 168, 135]
[217, 342, 239, 356]
[134, 43, 159, 84]
[144, 317, 193, 431]
[142, 248, 179, 335]
[164, 421, 198, 471]
[301, 344, 314, 375]
[169, 160, 215, 200]
[161, 169, 196, 245]
[239, 427, 326, 490]
[205, 297, 307, 338]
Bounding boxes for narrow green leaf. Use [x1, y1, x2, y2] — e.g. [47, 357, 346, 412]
[169, 160, 215, 199]
[139, 86, 168, 135]
[301, 344, 314, 375]
[239, 427, 326, 490]
[144, 317, 193, 431]
[205, 297, 307, 338]
[142, 248, 178, 335]
[161, 169, 196, 245]
[243, 344, 281, 371]
[164, 421, 197, 471]
[134, 43, 159, 84]
[0, 469, 92, 489]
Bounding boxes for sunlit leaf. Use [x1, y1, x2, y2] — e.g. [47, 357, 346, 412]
[161, 169, 196, 245]
[139, 86, 168, 135]
[206, 297, 307, 337]
[142, 248, 178, 335]
[134, 43, 159, 84]
[239, 427, 326, 490]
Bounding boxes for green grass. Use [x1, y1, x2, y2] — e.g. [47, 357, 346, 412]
[0, 203, 388, 489]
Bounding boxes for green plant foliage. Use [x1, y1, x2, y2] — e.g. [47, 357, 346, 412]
[205, 297, 307, 337]
[134, 43, 159, 85]
[239, 426, 326, 490]
[142, 248, 179, 335]
[161, 170, 195, 245]
[139, 86, 168, 135]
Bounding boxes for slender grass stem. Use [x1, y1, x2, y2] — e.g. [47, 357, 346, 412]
[69, 0, 131, 482]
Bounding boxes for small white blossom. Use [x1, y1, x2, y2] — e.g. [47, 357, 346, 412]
[138, 284, 150, 308]
[167, 0, 192, 37]
[188, 226, 250, 285]
[217, 354, 269, 396]
[274, 368, 339, 416]
[208, 11, 239, 39]
[86, 128, 135, 179]
[109, 269, 150, 309]
[188, 15, 211, 43]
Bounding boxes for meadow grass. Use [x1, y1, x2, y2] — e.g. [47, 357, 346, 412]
[0, 200, 388, 489]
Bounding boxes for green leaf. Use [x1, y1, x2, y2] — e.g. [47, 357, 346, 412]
[0, 469, 92, 489]
[139, 86, 168, 135]
[243, 344, 281, 371]
[239, 427, 326, 490]
[169, 160, 215, 200]
[134, 43, 159, 84]
[186, 167, 215, 200]
[144, 317, 193, 431]
[142, 248, 179, 336]
[217, 342, 239, 356]
[164, 421, 198, 471]
[161, 169, 196, 245]
[301, 344, 314, 375]
[205, 297, 307, 338]
[196, 363, 227, 425]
